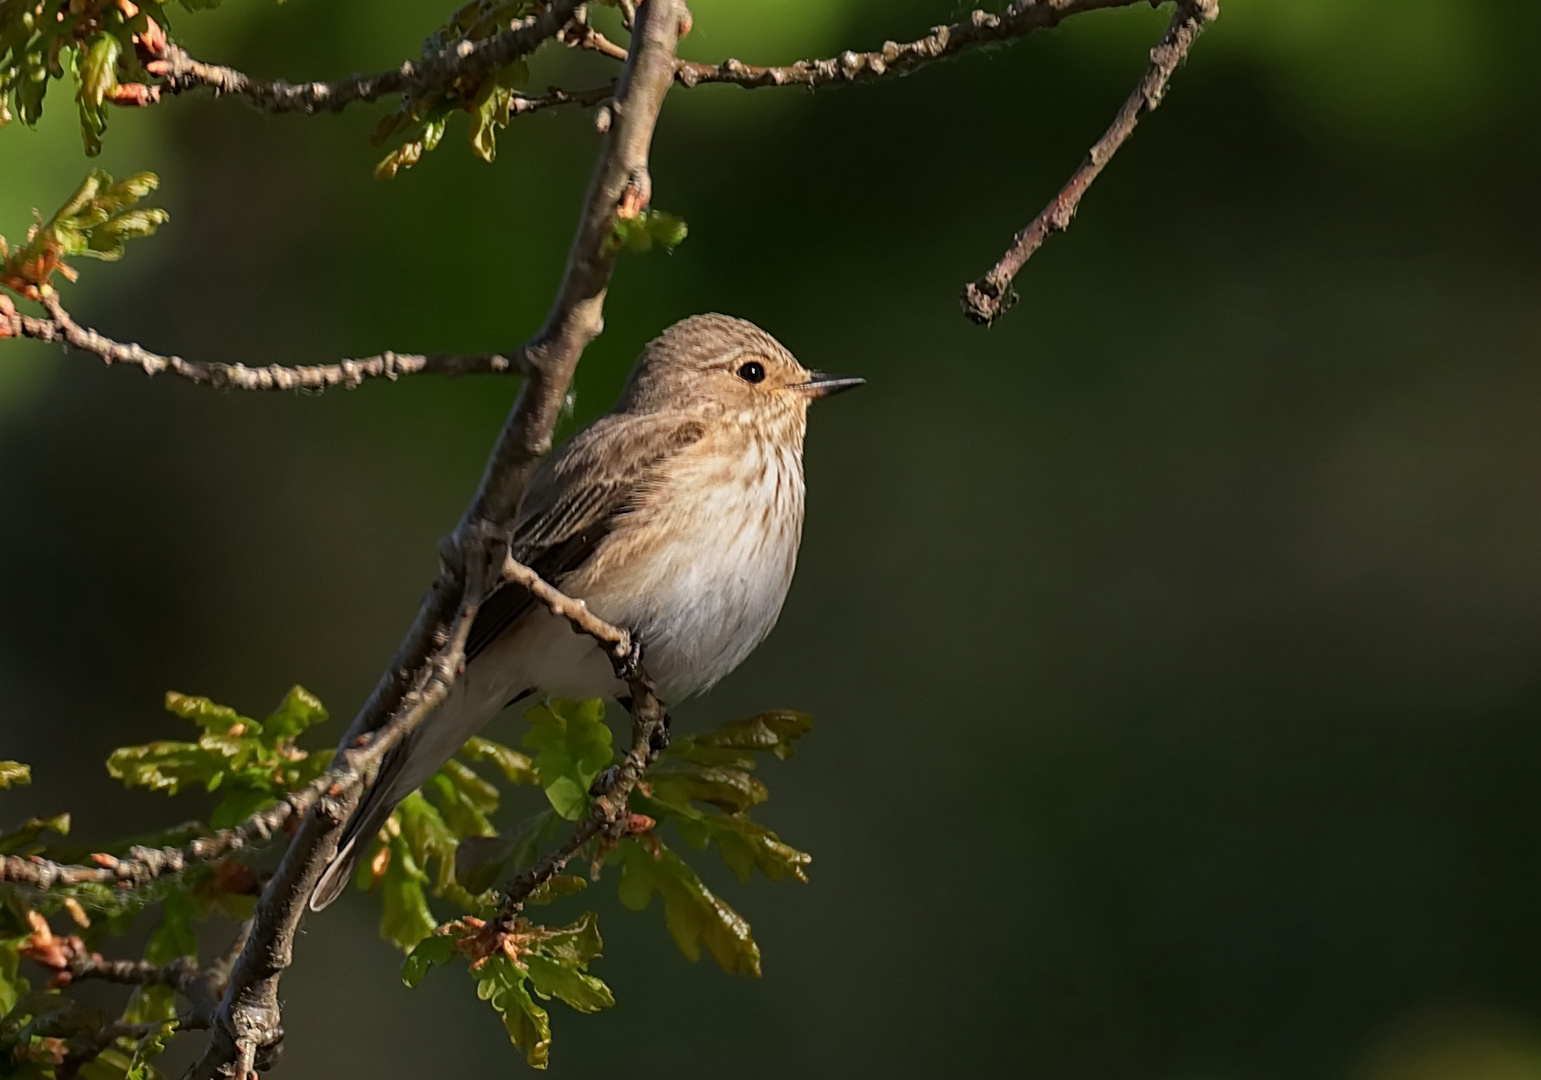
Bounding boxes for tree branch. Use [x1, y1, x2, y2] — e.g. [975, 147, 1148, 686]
[501, 552, 632, 663]
[149, 0, 586, 115]
[1, 295, 519, 392]
[961, 0, 1218, 325]
[673, 0, 1155, 92]
[130, 1, 1169, 130]
[18, 909, 242, 1029]
[183, 2, 689, 1076]
[477, 675, 664, 954]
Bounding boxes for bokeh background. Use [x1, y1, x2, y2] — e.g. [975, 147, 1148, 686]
[6, 0, 1541, 1077]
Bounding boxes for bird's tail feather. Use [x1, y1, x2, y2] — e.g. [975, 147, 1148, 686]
[309, 745, 408, 912]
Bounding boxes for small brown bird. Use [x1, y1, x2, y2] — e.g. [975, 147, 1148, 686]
[311, 314, 862, 909]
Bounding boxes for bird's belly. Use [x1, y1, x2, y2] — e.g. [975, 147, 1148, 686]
[585, 462, 803, 700]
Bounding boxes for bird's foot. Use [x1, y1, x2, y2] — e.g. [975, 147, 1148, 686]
[611, 634, 645, 684]
[648, 721, 670, 754]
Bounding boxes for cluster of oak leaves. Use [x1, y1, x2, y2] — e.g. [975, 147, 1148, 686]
[0, 688, 814, 1075]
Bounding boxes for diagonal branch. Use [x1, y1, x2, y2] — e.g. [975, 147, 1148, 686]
[2, 295, 519, 392]
[184, 3, 689, 1076]
[961, 0, 1218, 325]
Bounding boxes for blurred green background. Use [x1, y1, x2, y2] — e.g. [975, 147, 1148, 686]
[6, 0, 1541, 1077]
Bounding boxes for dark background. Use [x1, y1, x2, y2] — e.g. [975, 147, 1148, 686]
[6, 1, 1541, 1077]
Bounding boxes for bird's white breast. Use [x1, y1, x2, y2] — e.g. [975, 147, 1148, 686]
[585, 431, 805, 700]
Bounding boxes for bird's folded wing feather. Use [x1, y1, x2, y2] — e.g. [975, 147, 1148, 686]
[464, 410, 707, 662]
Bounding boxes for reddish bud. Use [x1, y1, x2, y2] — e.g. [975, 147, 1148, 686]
[134, 17, 167, 60]
[624, 813, 655, 835]
[107, 83, 161, 107]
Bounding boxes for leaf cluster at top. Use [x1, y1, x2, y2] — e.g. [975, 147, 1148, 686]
[0, 0, 217, 155]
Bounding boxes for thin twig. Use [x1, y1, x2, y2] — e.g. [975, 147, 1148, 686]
[961, 0, 1218, 325]
[131, 0, 1164, 128]
[477, 682, 664, 950]
[502, 553, 632, 662]
[510, 82, 617, 117]
[673, 0, 1155, 92]
[149, 0, 585, 115]
[467, 562, 665, 942]
[1, 296, 521, 391]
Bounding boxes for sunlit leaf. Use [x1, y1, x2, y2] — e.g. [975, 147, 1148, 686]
[523, 699, 613, 821]
[263, 686, 328, 740]
[379, 827, 437, 953]
[0, 761, 31, 789]
[425, 758, 499, 839]
[616, 839, 761, 976]
[401, 933, 456, 989]
[164, 692, 250, 735]
[475, 953, 551, 1068]
[460, 737, 536, 785]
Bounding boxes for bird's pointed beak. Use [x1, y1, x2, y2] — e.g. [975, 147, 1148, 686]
[791, 372, 866, 399]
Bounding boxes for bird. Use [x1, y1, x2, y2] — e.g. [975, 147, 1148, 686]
[310, 313, 863, 910]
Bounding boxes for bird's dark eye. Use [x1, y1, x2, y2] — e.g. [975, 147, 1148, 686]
[737, 361, 766, 384]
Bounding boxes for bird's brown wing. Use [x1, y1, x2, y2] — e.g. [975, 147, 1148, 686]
[463, 411, 706, 663]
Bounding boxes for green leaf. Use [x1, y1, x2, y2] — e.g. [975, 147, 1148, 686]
[425, 758, 499, 839]
[105, 741, 225, 795]
[687, 711, 813, 761]
[209, 785, 274, 831]
[649, 760, 768, 814]
[401, 933, 456, 989]
[522, 699, 613, 821]
[145, 889, 198, 965]
[536, 910, 604, 967]
[122, 1019, 175, 1080]
[396, 792, 459, 896]
[164, 692, 250, 735]
[616, 839, 761, 976]
[379, 828, 437, 953]
[374, 141, 422, 181]
[648, 795, 811, 884]
[475, 954, 551, 1068]
[460, 737, 536, 785]
[0, 814, 70, 857]
[524, 954, 613, 1014]
[3, 170, 168, 297]
[643, 210, 689, 250]
[0, 761, 31, 788]
[453, 810, 562, 895]
[263, 686, 328, 740]
[0, 934, 29, 1017]
[77, 35, 120, 111]
[525, 874, 586, 907]
[608, 209, 690, 256]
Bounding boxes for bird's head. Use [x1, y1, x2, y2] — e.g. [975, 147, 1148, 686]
[617, 313, 863, 425]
